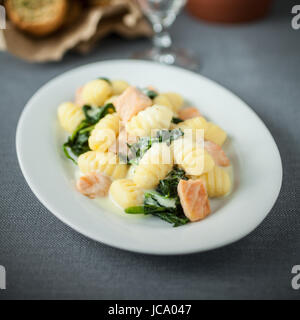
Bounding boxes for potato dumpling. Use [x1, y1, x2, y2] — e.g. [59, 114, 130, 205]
[201, 166, 231, 197]
[78, 151, 128, 180]
[110, 179, 144, 209]
[163, 92, 184, 111]
[57, 102, 84, 133]
[133, 143, 173, 189]
[173, 137, 215, 176]
[176, 116, 208, 132]
[126, 105, 173, 137]
[111, 80, 130, 95]
[153, 93, 184, 112]
[153, 94, 174, 111]
[88, 113, 120, 152]
[205, 122, 227, 146]
[81, 79, 113, 106]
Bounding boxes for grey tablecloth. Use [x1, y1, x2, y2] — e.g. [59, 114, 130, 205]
[0, 0, 299, 300]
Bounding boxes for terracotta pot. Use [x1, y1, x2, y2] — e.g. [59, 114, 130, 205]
[186, 0, 273, 24]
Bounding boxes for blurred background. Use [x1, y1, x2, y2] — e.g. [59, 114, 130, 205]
[0, 0, 291, 65]
[0, 0, 300, 300]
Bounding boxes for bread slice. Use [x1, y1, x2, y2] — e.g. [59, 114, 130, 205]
[5, 0, 68, 37]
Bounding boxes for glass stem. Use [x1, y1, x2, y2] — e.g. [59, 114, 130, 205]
[152, 27, 172, 53]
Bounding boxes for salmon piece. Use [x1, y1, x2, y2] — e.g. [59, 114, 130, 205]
[204, 141, 230, 167]
[75, 86, 85, 107]
[177, 179, 211, 222]
[114, 86, 152, 122]
[76, 172, 111, 199]
[178, 107, 202, 120]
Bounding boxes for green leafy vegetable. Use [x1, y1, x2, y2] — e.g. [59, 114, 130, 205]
[83, 103, 115, 125]
[125, 204, 188, 227]
[128, 129, 183, 165]
[125, 188, 189, 227]
[144, 191, 177, 208]
[128, 136, 156, 165]
[63, 123, 93, 163]
[172, 117, 184, 124]
[125, 168, 189, 226]
[125, 206, 147, 214]
[155, 128, 183, 144]
[146, 90, 158, 99]
[63, 103, 116, 163]
[156, 166, 188, 198]
[153, 211, 189, 227]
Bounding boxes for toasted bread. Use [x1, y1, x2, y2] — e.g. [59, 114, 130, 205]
[5, 0, 68, 37]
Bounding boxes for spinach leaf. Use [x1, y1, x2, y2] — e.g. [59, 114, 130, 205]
[144, 191, 177, 208]
[125, 190, 189, 227]
[128, 129, 183, 165]
[125, 204, 188, 227]
[83, 103, 115, 125]
[156, 166, 188, 198]
[128, 136, 158, 165]
[172, 117, 184, 124]
[63, 103, 116, 163]
[153, 211, 189, 227]
[155, 128, 183, 144]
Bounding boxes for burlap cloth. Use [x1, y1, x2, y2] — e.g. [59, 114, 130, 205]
[0, 0, 152, 62]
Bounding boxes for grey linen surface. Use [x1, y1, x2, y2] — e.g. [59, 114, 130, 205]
[0, 0, 299, 299]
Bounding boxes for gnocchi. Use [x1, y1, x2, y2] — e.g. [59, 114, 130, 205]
[58, 77, 233, 227]
[205, 122, 227, 146]
[126, 105, 173, 136]
[200, 166, 231, 197]
[153, 92, 183, 112]
[78, 151, 128, 180]
[88, 113, 120, 152]
[173, 137, 215, 175]
[133, 143, 173, 189]
[111, 80, 130, 95]
[81, 79, 112, 106]
[57, 102, 85, 133]
[110, 179, 144, 208]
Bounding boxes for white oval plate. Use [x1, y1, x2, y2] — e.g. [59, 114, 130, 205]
[16, 60, 282, 255]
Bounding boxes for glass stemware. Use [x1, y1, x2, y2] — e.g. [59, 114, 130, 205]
[133, 0, 199, 70]
[134, 0, 199, 70]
